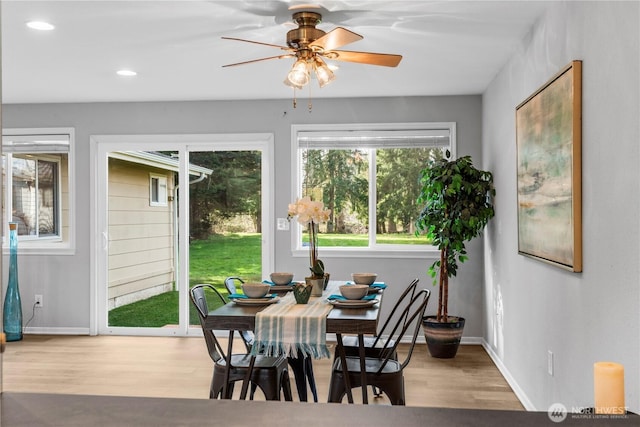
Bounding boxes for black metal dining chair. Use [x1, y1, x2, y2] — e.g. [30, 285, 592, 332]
[339, 278, 420, 360]
[327, 288, 431, 405]
[223, 276, 319, 402]
[335, 278, 419, 397]
[190, 284, 292, 401]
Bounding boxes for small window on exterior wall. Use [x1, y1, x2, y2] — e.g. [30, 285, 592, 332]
[150, 174, 168, 206]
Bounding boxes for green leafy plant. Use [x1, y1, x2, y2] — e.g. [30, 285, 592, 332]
[415, 153, 495, 322]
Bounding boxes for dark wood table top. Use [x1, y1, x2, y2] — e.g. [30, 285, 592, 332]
[203, 281, 381, 335]
[4, 392, 638, 426]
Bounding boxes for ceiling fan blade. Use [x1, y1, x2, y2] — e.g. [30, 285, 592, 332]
[310, 27, 363, 52]
[221, 36, 291, 52]
[222, 54, 295, 68]
[324, 50, 402, 67]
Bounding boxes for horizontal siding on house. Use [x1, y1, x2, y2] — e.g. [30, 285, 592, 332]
[109, 210, 173, 226]
[108, 235, 173, 255]
[108, 158, 175, 308]
[108, 268, 174, 310]
[109, 247, 174, 270]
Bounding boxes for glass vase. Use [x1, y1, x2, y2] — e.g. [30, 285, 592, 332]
[4, 222, 23, 341]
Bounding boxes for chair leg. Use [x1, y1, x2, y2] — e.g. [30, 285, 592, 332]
[210, 373, 224, 399]
[282, 370, 293, 401]
[373, 378, 405, 405]
[327, 370, 347, 403]
[288, 356, 308, 401]
[250, 382, 258, 400]
[304, 356, 319, 403]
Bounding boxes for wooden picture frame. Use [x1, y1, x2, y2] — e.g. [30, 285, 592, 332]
[516, 60, 582, 272]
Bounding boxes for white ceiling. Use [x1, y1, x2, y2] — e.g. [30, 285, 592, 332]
[1, 1, 549, 104]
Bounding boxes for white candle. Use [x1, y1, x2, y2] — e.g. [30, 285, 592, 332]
[594, 362, 625, 414]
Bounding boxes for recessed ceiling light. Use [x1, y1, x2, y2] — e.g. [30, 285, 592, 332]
[116, 70, 137, 77]
[26, 21, 55, 31]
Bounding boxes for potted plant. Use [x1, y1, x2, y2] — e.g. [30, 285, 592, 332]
[415, 153, 495, 358]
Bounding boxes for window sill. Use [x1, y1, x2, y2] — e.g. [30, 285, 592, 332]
[291, 247, 440, 260]
[3, 244, 75, 256]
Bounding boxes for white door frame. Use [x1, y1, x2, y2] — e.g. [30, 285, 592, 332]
[89, 133, 274, 336]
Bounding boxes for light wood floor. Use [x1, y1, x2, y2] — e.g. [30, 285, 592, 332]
[2, 335, 523, 410]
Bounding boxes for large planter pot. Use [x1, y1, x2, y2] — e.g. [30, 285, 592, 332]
[422, 316, 465, 359]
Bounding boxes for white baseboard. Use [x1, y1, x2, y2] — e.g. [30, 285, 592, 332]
[481, 339, 535, 411]
[327, 334, 484, 345]
[24, 327, 90, 335]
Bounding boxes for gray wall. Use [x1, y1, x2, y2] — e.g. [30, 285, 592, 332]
[2, 95, 486, 336]
[483, 1, 639, 413]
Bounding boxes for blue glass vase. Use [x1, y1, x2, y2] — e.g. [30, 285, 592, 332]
[4, 222, 23, 341]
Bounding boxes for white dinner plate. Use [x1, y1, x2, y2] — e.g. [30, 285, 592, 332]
[270, 284, 295, 292]
[329, 299, 378, 308]
[232, 297, 280, 307]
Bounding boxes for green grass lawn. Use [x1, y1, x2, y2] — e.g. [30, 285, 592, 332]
[108, 232, 429, 327]
[109, 233, 262, 327]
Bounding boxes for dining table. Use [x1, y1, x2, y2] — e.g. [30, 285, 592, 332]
[202, 280, 383, 404]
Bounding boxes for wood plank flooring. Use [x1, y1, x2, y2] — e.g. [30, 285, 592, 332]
[2, 335, 523, 410]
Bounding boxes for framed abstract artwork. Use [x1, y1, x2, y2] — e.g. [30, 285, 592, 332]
[516, 60, 582, 272]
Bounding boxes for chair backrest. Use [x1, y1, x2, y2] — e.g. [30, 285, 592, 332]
[190, 284, 228, 364]
[223, 277, 254, 352]
[371, 278, 419, 347]
[376, 288, 431, 373]
[224, 276, 245, 296]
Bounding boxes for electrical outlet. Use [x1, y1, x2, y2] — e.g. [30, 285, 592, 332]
[35, 294, 43, 308]
[547, 350, 554, 376]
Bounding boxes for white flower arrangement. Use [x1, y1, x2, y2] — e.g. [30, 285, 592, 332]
[287, 196, 331, 278]
[287, 196, 331, 225]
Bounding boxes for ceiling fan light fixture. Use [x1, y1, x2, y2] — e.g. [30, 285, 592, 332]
[286, 59, 310, 88]
[313, 57, 335, 88]
[283, 77, 304, 90]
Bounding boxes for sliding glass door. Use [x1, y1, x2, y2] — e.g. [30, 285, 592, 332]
[92, 134, 274, 336]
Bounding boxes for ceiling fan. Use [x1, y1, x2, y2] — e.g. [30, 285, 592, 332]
[221, 11, 402, 90]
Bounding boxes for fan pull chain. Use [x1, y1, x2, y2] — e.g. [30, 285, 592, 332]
[307, 81, 313, 112]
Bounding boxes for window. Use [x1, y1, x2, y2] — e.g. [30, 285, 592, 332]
[149, 174, 168, 206]
[291, 122, 455, 257]
[2, 129, 74, 253]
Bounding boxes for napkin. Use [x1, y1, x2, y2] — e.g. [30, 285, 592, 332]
[228, 293, 248, 299]
[345, 281, 387, 289]
[262, 280, 293, 286]
[327, 294, 377, 301]
[228, 293, 276, 299]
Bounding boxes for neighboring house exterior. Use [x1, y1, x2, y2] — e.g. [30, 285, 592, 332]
[107, 151, 211, 309]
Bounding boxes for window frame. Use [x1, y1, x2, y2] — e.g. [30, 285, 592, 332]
[2, 128, 76, 255]
[8, 153, 62, 240]
[290, 122, 455, 260]
[149, 173, 168, 207]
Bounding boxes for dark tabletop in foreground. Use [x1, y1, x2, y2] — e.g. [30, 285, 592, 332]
[2, 392, 637, 426]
